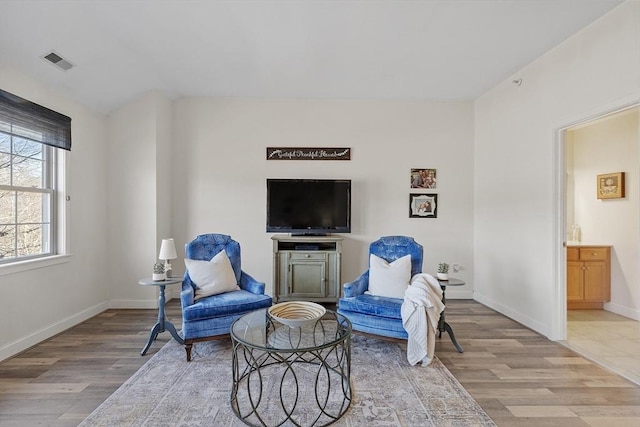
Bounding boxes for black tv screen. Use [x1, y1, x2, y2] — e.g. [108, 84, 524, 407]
[266, 179, 351, 235]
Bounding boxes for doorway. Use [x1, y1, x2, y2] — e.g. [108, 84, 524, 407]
[559, 104, 640, 384]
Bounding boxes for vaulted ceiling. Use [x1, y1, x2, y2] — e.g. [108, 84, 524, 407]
[0, 0, 625, 113]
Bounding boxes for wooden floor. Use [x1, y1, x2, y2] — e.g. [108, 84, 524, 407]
[0, 300, 638, 427]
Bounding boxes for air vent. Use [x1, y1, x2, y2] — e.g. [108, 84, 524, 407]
[42, 51, 74, 71]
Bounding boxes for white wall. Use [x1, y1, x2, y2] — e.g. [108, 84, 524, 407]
[155, 95, 180, 298]
[106, 92, 175, 307]
[568, 108, 639, 319]
[0, 64, 109, 360]
[474, 1, 640, 338]
[172, 98, 475, 297]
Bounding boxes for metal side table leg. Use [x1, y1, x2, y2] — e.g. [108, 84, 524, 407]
[442, 321, 464, 353]
[438, 280, 464, 353]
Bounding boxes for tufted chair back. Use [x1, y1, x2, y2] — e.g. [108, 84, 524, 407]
[369, 236, 423, 277]
[180, 233, 272, 361]
[184, 234, 242, 286]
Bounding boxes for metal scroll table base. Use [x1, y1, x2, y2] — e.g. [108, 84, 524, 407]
[231, 330, 351, 427]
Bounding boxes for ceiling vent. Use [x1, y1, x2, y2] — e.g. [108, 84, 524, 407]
[42, 51, 74, 71]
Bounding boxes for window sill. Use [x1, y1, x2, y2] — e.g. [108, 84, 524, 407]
[0, 254, 72, 276]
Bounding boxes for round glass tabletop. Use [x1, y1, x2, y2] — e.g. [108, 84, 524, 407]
[231, 307, 351, 352]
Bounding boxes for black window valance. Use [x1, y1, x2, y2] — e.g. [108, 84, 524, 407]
[0, 88, 72, 151]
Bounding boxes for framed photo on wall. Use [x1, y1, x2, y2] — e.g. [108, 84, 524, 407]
[597, 172, 625, 199]
[410, 168, 437, 189]
[409, 193, 437, 218]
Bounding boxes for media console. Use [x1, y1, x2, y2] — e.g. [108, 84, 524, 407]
[271, 234, 343, 303]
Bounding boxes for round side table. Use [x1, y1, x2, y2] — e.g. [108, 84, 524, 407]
[436, 277, 465, 353]
[139, 277, 185, 356]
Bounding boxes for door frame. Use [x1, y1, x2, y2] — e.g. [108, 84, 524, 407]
[552, 98, 639, 341]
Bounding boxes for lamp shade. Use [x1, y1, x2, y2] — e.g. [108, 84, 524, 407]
[158, 238, 177, 260]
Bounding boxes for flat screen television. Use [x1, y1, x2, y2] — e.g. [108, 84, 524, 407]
[266, 179, 351, 235]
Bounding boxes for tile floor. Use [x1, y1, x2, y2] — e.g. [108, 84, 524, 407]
[562, 309, 640, 385]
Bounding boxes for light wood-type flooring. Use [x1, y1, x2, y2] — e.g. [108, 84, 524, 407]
[1, 299, 638, 426]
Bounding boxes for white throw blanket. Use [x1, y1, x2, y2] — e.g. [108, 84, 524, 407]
[401, 273, 445, 366]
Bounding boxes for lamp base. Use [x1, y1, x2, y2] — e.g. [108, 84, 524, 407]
[164, 260, 173, 278]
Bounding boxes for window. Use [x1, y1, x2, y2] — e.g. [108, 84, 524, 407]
[0, 128, 55, 261]
[0, 89, 71, 264]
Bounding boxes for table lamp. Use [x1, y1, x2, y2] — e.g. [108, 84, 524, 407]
[158, 238, 177, 278]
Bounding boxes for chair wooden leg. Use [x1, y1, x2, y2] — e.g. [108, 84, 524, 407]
[185, 341, 193, 362]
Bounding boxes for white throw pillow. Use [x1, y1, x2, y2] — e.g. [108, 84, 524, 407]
[185, 250, 240, 300]
[367, 253, 412, 299]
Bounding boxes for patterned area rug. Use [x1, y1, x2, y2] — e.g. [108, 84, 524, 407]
[79, 335, 495, 426]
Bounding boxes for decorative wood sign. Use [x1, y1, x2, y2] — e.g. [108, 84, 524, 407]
[266, 147, 351, 160]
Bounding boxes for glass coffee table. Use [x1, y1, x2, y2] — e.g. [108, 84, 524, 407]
[230, 308, 352, 427]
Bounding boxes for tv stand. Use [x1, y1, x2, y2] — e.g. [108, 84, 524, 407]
[271, 234, 343, 303]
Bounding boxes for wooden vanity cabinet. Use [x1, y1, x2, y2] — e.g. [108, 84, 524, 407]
[567, 246, 611, 309]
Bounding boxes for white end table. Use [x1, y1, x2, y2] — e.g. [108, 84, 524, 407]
[139, 277, 185, 356]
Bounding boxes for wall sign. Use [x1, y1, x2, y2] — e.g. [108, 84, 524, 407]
[266, 147, 351, 160]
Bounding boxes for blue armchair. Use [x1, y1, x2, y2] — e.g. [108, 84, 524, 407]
[337, 236, 423, 339]
[181, 234, 272, 361]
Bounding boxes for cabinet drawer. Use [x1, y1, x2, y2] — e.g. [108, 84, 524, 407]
[288, 252, 328, 261]
[567, 247, 579, 261]
[579, 248, 608, 261]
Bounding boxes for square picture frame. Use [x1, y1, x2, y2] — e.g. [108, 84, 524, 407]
[409, 193, 437, 218]
[597, 172, 625, 199]
[410, 168, 437, 189]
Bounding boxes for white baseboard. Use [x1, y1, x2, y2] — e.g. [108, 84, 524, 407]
[165, 288, 178, 302]
[108, 299, 158, 309]
[0, 295, 183, 362]
[110, 283, 180, 308]
[445, 290, 474, 299]
[0, 301, 109, 362]
[473, 291, 549, 338]
[604, 302, 640, 321]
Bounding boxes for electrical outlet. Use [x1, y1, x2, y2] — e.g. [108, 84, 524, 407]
[453, 264, 460, 272]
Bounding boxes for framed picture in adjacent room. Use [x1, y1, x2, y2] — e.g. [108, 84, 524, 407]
[597, 172, 625, 199]
[409, 193, 437, 218]
[410, 168, 437, 189]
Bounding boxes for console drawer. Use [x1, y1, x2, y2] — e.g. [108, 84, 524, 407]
[288, 252, 328, 261]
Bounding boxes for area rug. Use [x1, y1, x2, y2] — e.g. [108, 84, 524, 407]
[79, 335, 495, 426]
